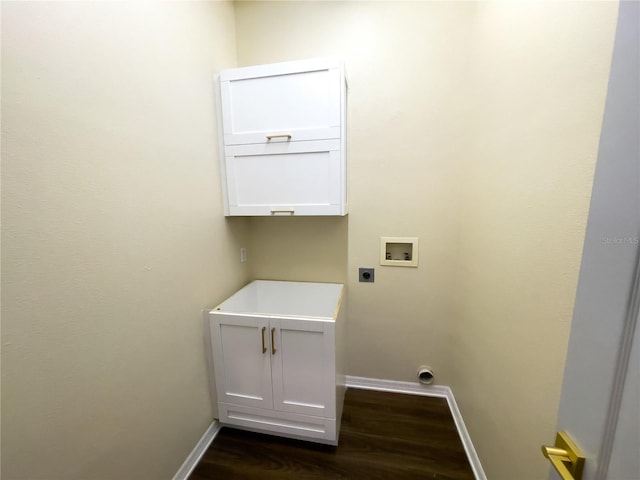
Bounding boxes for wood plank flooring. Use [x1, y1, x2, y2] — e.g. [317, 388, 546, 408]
[189, 388, 474, 480]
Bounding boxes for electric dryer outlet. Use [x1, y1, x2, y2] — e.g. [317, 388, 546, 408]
[359, 268, 375, 283]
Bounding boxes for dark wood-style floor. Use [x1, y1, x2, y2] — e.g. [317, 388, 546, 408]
[189, 388, 474, 479]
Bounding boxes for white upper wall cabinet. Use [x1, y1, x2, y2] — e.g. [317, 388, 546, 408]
[217, 58, 347, 216]
[220, 59, 342, 145]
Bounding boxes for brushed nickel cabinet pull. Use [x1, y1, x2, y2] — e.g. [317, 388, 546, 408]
[266, 134, 292, 141]
[271, 327, 276, 355]
[261, 326, 267, 354]
[270, 209, 295, 215]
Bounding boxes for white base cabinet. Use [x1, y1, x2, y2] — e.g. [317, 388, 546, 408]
[208, 280, 346, 445]
[217, 58, 347, 216]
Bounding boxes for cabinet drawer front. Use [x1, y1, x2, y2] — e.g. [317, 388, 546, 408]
[220, 61, 342, 145]
[219, 403, 337, 443]
[225, 140, 343, 216]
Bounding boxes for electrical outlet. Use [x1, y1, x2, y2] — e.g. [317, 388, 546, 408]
[359, 267, 374, 283]
[240, 247, 247, 263]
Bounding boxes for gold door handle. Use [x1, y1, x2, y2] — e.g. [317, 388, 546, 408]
[266, 134, 292, 141]
[261, 326, 267, 354]
[271, 327, 276, 355]
[541, 432, 584, 480]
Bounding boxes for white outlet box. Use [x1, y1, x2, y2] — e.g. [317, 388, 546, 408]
[240, 247, 247, 263]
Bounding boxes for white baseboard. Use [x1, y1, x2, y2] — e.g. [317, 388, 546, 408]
[171, 421, 222, 480]
[345, 375, 487, 480]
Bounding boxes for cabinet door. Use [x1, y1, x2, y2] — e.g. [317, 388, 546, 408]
[270, 318, 335, 418]
[220, 58, 342, 145]
[209, 314, 273, 410]
[225, 140, 343, 216]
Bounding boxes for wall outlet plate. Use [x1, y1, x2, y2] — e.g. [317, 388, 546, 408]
[359, 267, 375, 282]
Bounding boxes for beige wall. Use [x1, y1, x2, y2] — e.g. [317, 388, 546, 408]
[453, 3, 618, 478]
[234, 1, 617, 478]
[1, 2, 247, 479]
[248, 217, 348, 284]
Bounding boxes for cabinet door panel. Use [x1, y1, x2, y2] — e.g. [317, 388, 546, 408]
[226, 140, 342, 216]
[220, 61, 341, 145]
[271, 319, 335, 418]
[209, 315, 273, 409]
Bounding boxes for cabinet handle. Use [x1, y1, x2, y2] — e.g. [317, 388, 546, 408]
[270, 209, 295, 215]
[261, 326, 267, 354]
[271, 327, 276, 355]
[266, 134, 292, 141]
